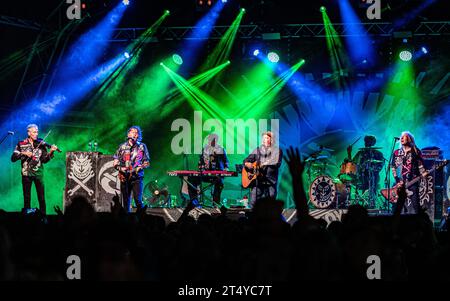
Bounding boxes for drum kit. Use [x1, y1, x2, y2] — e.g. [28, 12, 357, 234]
[306, 146, 386, 209]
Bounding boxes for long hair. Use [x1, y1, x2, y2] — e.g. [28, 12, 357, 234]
[127, 126, 142, 143]
[401, 131, 419, 154]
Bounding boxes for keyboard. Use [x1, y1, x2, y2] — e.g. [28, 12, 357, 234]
[167, 170, 238, 177]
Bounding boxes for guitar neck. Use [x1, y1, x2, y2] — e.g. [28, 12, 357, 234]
[406, 166, 437, 188]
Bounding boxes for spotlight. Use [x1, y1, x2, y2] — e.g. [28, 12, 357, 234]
[122, 0, 130, 6]
[421, 47, 428, 54]
[222, 0, 228, 3]
[123, 52, 130, 59]
[241, 8, 246, 12]
[320, 6, 326, 13]
[399, 50, 412, 62]
[164, 10, 170, 15]
[267, 52, 280, 63]
[253, 49, 260, 56]
[172, 54, 183, 65]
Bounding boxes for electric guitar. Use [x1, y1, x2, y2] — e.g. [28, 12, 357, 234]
[118, 163, 148, 182]
[381, 159, 448, 203]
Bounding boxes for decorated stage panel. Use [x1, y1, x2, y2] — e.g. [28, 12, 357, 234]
[140, 208, 390, 226]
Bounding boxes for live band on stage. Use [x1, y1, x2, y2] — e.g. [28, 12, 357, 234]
[11, 123, 448, 216]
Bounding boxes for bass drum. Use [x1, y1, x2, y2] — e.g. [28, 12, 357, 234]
[309, 175, 337, 209]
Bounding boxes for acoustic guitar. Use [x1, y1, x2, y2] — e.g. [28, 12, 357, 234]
[242, 162, 263, 188]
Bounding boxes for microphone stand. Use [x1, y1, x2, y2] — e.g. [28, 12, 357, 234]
[0, 132, 14, 146]
[385, 138, 397, 213]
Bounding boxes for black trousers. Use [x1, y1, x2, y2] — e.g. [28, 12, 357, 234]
[250, 182, 277, 208]
[120, 177, 144, 212]
[187, 176, 224, 206]
[22, 175, 46, 215]
[393, 182, 421, 215]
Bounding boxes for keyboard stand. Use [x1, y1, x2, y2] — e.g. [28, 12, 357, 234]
[180, 175, 217, 208]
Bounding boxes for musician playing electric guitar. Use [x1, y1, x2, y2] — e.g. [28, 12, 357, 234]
[243, 131, 282, 207]
[113, 126, 150, 213]
[390, 131, 428, 214]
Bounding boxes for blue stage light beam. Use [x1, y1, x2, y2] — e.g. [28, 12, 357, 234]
[178, 0, 226, 74]
[393, 0, 437, 30]
[57, 2, 127, 80]
[338, 0, 375, 65]
[1, 56, 126, 131]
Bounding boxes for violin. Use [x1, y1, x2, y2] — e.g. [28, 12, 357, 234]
[36, 138, 62, 153]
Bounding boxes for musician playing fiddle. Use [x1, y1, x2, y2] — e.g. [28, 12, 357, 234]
[11, 124, 59, 215]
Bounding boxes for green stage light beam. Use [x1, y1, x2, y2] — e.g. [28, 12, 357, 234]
[89, 10, 170, 105]
[238, 59, 306, 118]
[160, 60, 231, 117]
[161, 64, 226, 120]
[200, 9, 245, 71]
[321, 8, 349, 88]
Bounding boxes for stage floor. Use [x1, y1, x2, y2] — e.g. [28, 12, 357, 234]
[141, 207, 390, 226]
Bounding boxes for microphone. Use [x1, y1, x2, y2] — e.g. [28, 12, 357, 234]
[8, 131, 14, 135]
[394, 137, 400, 140]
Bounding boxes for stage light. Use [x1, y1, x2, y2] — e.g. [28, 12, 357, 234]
[421, 47, 428, 54]
[123, 52, 130, 59]
[267, 52, 279, 63]
[320, 6, 326, 13]
[165, 10, 170, 15]
[172, 54, 183, 65]
[222, 0, 228, 3]
[399, 50, 412, 62]
[241, 8, 246, 12]
[253, 49, 260, 56]
[122, 0, 130, 6]
[160, 62, 164, 66]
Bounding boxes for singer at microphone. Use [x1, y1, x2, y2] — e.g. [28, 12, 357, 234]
[113, 126, 150, 213]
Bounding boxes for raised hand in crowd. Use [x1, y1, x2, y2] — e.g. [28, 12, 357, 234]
[284, 146, 308, 218]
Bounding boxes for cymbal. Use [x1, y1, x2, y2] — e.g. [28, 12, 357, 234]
[319, 147, 334, 152]
[365, 159, 383, 164]
[308, 143, 335, 153]
[305, 155, 329, 162]
[358, 147, 383, 150]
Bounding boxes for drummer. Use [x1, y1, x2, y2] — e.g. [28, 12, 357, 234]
[346, 135, 384, 207]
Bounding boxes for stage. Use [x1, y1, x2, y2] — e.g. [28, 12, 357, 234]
[138, 207, 391, 226]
